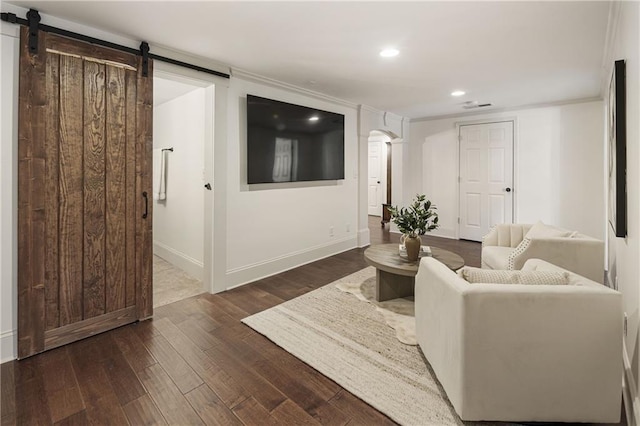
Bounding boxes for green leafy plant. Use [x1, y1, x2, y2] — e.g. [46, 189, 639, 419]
[388, 194, 439, 237]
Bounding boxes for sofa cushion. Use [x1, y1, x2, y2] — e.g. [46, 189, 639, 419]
[523, 259, 602, 288]
[460, 267, 569, 285]
[481, 246, 514, 270]
[525, 221, 573, 239]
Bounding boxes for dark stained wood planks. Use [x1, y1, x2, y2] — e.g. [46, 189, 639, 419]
[0, 362, 16, 425]
[136, 57, 153, 319]
[58, 52, 84, 328]
[184, 384, 243, 426]
[18, 28, 153, 358]
[83, 60, 107, 319]
[17, 26, 47, 358]
[110, 325, 157, 373]
[105, 65, 127, 312]
[137, 364, 204, 425]
[271, 399, 321, 425]
[44, 51, 61, 332]
[14, 358, 52, 425]
[122, 394, 167, 426]
[46, 33, 138, 70]
[231, 396, 280, 425]
[66, 335, 129, 425]
[135, 328, 203, 394]
[37, 347, 85, 423]
[125, 70, 138, 308]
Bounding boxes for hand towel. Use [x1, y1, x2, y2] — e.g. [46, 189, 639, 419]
[153, 148, 167, 201]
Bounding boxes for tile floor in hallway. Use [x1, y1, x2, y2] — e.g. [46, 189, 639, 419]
[153, 255, 205, 308]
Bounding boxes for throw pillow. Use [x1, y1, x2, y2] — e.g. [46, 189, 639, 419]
[460, 267, 569, 285]
[524, 221, 573, 239]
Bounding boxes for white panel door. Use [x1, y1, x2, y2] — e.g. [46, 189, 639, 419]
[459, 121, 514, 241]
[368, 142, 383, 215]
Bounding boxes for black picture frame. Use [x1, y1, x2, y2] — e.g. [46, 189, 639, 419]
[608, 59, 627, 238]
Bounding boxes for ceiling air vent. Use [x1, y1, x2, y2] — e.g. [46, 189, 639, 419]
[462, 101, 493, 110]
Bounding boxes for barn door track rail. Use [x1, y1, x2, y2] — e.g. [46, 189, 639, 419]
[1, 8, 230, 79]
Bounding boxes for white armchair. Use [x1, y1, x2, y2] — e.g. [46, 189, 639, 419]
[415, 257, 623, 423]
[481, 222, 605, 283]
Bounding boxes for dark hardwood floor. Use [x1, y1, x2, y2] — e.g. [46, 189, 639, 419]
[0, 218, 482, 425]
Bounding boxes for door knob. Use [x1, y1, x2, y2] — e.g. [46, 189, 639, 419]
[204, 183, 212, 190]
[377, 181, 381, 184]
[505, 187, 512, 193]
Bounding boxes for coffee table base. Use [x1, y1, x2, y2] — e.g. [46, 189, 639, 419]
[375, 269, 415, 302]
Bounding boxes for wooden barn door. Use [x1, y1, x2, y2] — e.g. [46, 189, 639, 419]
[17, 28, 153, 359]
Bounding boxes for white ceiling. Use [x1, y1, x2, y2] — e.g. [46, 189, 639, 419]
[6, 1, 611, 119]
[153, 77, 201, 107]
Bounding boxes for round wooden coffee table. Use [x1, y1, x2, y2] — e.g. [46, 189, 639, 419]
[364, 243, 464, 301]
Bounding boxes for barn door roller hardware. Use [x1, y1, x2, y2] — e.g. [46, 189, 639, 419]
[140, 41, 150, 77]
[1, 8, 230, 79]
[26, 9, 40, 53]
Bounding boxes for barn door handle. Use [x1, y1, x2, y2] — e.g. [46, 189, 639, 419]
[142, 192, 148, 219]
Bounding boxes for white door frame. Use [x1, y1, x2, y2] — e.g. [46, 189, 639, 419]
[455, 118, 517, 240]
[153, 62, 228, 294]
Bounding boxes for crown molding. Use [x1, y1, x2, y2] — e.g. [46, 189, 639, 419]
[359, 104, 380, 114]
[359, 104, 407, 123]
[231, 68, 358, 109]
[410, 96, 602, 123]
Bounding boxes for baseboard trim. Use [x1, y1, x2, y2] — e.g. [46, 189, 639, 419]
[1, 329, 16, 363]
[623, 339, 640, 426]
[357, 228, 370, 248]
[153, 241, 204, 281]
[226, 236, 358, 289]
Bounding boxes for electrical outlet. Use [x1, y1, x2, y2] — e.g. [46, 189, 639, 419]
[346, 223, 350, 232]
[329, 226, 334, 237]
[624, 313, 628, 337]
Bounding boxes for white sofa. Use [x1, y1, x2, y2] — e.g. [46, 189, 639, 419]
[415, 257, 623, 423]
[482, 223, 605, 283]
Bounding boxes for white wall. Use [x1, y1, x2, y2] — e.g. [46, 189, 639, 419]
[153, 88, 206, 280]
[224, 76, 359, 287]
[0, 28, 19, 362]
[604, 2, 640, 422]
[409, 100, 605, 240]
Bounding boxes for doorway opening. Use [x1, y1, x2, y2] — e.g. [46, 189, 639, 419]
[152, 69, 214, 307]
[368, 129, 398, 227]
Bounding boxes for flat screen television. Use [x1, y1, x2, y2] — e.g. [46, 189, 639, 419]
[246, 95, 345, 184]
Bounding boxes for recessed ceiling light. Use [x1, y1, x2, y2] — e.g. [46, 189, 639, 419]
[451, 90, 466, 97]
[309, 116, 319, 122]
[380, 48, 399, 58]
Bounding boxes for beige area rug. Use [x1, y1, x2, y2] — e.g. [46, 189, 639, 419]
[242, 268, 504, 426]
[153, 255, 205, 308]
[334, 267, 416, 345]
